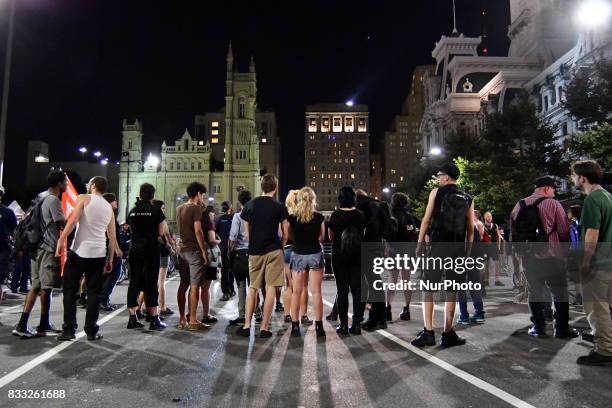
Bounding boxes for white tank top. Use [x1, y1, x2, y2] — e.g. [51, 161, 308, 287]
[71, 194, 113, 258]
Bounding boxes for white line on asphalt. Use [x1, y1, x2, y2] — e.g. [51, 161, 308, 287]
[0, 275, 180, 389]
[317, 295, 536, 408]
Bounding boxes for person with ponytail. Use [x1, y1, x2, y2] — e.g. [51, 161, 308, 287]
[288, 187, 326, 337]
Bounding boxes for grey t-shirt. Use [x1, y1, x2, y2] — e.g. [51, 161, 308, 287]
[38, 191, 65, 253]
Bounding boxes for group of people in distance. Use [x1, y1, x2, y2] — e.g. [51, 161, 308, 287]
[3, 157, 611, 367]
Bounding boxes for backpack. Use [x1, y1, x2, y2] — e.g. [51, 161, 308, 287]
[393, 208, 419, 242]
[14, 195, 50, 258]
[340, 224, 362, 258]
[434, 190, 470, 241]
[379, 201, 398, 242]
[511, 197, 552, 249]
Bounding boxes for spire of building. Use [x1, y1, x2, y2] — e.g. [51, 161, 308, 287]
[452, 0, 459, 36]
[249, 55, 256, 73]
[226, 40, 234, 72]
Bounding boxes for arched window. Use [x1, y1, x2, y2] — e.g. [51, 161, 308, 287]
[239, 98, 246, 118]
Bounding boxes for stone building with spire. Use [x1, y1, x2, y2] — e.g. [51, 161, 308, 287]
[118, 43, 278, 224]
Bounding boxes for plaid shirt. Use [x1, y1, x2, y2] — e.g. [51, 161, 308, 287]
[510, 192, 569, 258]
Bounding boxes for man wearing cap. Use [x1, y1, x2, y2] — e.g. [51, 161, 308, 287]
[510, 176, 577, 339]
[216, 200, 235, 301]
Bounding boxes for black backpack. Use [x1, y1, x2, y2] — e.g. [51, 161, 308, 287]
[434, 190, 470, 241]
[340, 224, 362, 258]
[511, 197, 551, 247]
[14, 195, 50, 258]
[379, 201, 398, 242]
[394, 208, 419, 242]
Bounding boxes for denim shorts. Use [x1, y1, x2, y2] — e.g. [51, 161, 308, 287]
[290, 251, 324, 272]
[284, 247, 293, 264]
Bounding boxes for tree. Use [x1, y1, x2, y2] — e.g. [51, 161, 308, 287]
[564, 58, 612, 128]
[568, 123, 612, 169]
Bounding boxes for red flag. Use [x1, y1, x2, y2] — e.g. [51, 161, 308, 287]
[60, 176, 78, 273]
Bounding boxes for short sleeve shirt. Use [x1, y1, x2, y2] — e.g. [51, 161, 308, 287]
[128, 201, 165, 249]
[581, 188, 612, 269]
[240, 196, 288, 255]
[328, 209, 366, 253]
[39, 191, 66, 253]
[176, 203, 204, 252]
[288, 212, 325, 255]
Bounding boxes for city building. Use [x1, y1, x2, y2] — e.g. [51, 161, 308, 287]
[419, 0, 612, 157]
[24, 140, 119, 195]
[118, 43, 269, 224]
[383, 65, 434, 190]
[304, 103, 370, 210]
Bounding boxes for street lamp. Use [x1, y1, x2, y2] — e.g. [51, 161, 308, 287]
[382, 187, 390, 194]
[430, 146, 442, 156]
[145, 153, 160, 168]
[93, 151, 102, 158]
[576, 0, 611, 28]
[78, 146, 87, 160]
[346, 100, 354, 107]
[100, 158, 108, 166]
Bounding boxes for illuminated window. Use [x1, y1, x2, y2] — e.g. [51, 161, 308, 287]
[321, 117, 330, 132]
[400, 176, 404, 181]
[344, 116, 354, 132]
[333, 117, 342, 132]
[211, 137, 219, 144]
[351, 174, 355, 179]
[308, 118, 318, 132]
[358, 117, 367, 132]
[198, 140, 204, 146]
[212, 129, 219, 136]
[212, 121, 219, 128]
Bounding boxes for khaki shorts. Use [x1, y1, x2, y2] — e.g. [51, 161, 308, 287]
[248, 249, 284, 289]
[31, 249, 60, 290]
[178, 250, 206, 286]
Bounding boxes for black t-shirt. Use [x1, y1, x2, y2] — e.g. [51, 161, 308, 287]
[356, 196, 384, 242]
[328, 209, 366, 253]
[128, 201, 165, 249]
[288, 212, 325, 255]
[240, 196, 289, 255]
[215, 213, 233, 251]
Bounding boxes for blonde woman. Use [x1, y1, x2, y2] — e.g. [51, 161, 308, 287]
[283, 190, 311, 324]
[288, 187, 326, 337]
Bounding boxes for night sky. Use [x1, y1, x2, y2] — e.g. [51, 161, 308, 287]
[0, 0, 510, 199]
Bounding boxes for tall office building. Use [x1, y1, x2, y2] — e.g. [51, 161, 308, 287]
[305, 103, 370, 210]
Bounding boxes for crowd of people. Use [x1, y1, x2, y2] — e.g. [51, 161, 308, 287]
[0, 158, 610, 366]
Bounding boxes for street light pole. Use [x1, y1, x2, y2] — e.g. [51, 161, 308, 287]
[0, 0, 16, 186]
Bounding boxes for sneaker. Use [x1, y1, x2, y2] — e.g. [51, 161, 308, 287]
[494, 281, 504, 287]
[12, 324, 35, 339]
[528, 325, 548, 338]
[554, 327, 579, 339]
[385, 304, 392, 322]
[326, 312, 338, 322]
[284, 315, 292, 323]
[301, 315, 313, 326]
[220, 293, 230, 302]
[87, 333, 103, 341]
[275, 302, 284, 312]
[201, 315, 218, 324]
[399, 306, 410, 321]
[57, 332, 76, 341]
[187, 321, 210, 331]
[315, 321, 326, 337]
[36, 322, 62, 336]
[471, 313, 485, 323]
[291, 322, 301, 337]
[440, 329, 466, 348]
[127, 317, 144, 329]
[457, 316, 471, 325]
[349, 321, 361, 335]
[577, 351, 612, 366]
[149, 316, 167, 330]
[362, 320, 387, 332]
[411, 328, 436, 347]
[229, 317, 245, 326]
[581, 330, 594, 343]
[336, 324, 349, 335]
[260, 329, 273, 338]
[160, 307, 174, 316]
[99, 303, 116, 312]
[236, 326, 251, 337]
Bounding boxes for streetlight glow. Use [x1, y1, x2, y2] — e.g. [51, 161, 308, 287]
[78, 147, 87, 154]
[382, 187, 390, 194]
[576, 0, 611, 27]
[93, 151, 102, 158]
[430, 146, 442, 156]
[346, 100, 354, 107]
[100, 159, 108, 165]
[145, 153, 160, 167]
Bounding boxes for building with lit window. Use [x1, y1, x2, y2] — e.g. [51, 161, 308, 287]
[370, 153, 382, 201]
[118, 43, 270, 223]
[305, 103, 370, 210]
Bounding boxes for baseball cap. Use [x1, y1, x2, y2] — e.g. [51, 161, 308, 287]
[436, 162, 460, 180]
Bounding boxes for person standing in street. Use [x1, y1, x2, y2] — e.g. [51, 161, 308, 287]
[0, 186, 17, 305]
[126, 184, 167, 331]
[154, 200, 176, 317]
[99, 193, 121, 312]
[12, 172, 65, 338]
[55, 176, 122, 341]
[175, 182, 209, 331]
[572, 161, 612, 365]
[216, 201, 235, 301]
[236, 174, 289, 338]
[228, 190, 252, 326]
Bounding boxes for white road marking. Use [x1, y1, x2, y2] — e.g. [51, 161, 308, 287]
[317, 295, 536, 408]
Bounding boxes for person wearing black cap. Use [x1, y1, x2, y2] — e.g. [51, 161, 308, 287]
[510, 175, 577, 339]
[412, 162, 474, 348]
[216, 200, 235, 301]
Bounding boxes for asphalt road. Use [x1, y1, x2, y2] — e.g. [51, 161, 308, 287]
[0, 274, 610, 408]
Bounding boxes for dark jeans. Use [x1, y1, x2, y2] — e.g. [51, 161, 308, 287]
[332, 255, 364, 324]
[220, 248, 234, 295]
[11, 253, 31, 292]
[99, 257, 121, 305]
[127, 245, 160, 308]
[62, 251, 106, 335]
[524, 256, 569, 332]
[0, 247, 9, 287]
[458, 267, 484, 319]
